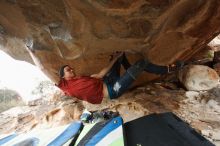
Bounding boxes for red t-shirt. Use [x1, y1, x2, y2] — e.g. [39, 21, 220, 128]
[58, 76, 104, 104]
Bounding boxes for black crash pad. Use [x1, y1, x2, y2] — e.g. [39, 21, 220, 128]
[124, 112, 215, 146]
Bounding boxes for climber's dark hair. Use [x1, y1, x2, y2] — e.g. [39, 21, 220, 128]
[59, 65, 69, 78]
[56, 65, 69, 87]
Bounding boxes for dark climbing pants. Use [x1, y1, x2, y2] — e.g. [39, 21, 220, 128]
[103, 54, 133, 99]
[103, 54, 168, 99]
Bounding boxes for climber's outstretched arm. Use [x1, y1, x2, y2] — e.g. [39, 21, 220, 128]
[91, 53, 123, 79]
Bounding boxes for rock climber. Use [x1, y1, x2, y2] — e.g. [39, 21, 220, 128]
[57, 52, 184, 104]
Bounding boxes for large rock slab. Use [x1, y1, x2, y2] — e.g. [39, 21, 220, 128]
[179, 65, 220, 91]
[1, 0, 220, 83]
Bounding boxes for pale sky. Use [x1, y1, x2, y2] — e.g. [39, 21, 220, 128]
[0, 50, 51, 101]
[209, 35, 220, 47]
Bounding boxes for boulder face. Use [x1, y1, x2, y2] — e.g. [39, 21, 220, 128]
[179, 65, 220, 91]
[1, 0, 220, 83]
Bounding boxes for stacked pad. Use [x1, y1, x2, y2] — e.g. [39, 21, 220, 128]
[74, 116, 124, 146]
[124, 112, 215, 146]
[0, 133, 17, 145]
[0, 117, 124, 146]
[2, 121, 82, 146]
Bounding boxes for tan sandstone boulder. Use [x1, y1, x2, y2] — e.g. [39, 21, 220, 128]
[179, 65, 219, 91]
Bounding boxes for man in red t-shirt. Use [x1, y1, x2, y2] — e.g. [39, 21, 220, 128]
[57, 52, 184, 104]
